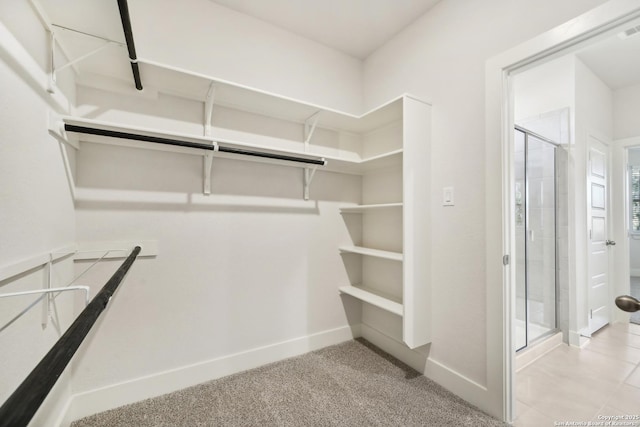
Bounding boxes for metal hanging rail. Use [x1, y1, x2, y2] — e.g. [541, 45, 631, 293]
[63, 124, 327, 166]
[116, 0, 143, 90]
[0, 246, 142, 427]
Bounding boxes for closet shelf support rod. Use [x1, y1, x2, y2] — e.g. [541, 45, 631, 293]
[0, 286, 91, 306]
[117, 0, 143, 90]
[63, 124, 327, 166]
[0, 246, 141, 427]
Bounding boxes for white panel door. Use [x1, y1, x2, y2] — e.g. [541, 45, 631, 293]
[588, 135, 611, 334]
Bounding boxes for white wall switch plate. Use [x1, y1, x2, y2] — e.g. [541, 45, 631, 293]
[443, 186, 454, 206]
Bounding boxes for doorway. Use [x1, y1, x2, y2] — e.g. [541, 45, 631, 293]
[486, 2, 640, 423]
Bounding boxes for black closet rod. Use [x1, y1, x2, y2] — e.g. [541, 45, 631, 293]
[117, 0, 143, 90]
[64, 124, 327, 166]
[0, 246, 142, 427]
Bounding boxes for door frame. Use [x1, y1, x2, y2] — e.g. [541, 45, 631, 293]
[612, 137, 640, 323]
[485, 1, 640, 422]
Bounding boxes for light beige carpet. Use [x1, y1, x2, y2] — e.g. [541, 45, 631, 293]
[72, 338, 507, 426]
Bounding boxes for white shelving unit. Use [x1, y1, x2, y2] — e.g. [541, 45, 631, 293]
[334, 96, 431, 349]
[58, 60, 432, 349]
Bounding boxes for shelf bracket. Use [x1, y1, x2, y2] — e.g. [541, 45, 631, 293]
[48, 112, 79, 149]
[0, 285, 91, 335]
[48, 113, 78, 199]
[0, 286, 90, 306]
[202, 83, 217, 195]
[204, 83, 216, 137]
[48, 30, 56, 93]
[303, 165, 318, 201]
[45, 16, 125, 93]
[304, 111, 321, 151]
[203, 147, 217, 195]
[41, 253, 53, 329]
[54, 41, 117, 74]
[29, 0, 80, 76]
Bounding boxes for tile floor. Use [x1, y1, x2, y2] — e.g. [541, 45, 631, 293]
[514, 322, 640, 426]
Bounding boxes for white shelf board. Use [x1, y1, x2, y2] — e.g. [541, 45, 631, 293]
[339, 285, 403, 316]
[358, 149, 403, 172]
[139, 60, 403, 133]
[339, 246, 403, 261]
[211, 127, 350, 165]
[314, 149, 402, 175]
[340, 203, 403, 213]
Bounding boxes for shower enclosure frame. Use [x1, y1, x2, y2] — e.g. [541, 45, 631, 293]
[515, 125, 560, 352]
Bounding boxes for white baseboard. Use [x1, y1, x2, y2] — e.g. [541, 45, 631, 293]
[630, 269, 640, 277]
[360, 324, 489, 413]
[60, 324, 361, 426]
[515, 332, 563, 372]
[568, 329, 590, 348]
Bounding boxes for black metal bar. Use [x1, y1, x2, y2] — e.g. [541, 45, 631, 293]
[64, 124, 327, 166]
[117, 0, 143, 90]
[0, 246, 142, 427]
[218, 146, 326, 165]
[64, 124, 216, 151]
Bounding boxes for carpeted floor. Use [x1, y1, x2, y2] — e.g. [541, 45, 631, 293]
[631, 277, 640, 325]
[71, 339, 507, 427]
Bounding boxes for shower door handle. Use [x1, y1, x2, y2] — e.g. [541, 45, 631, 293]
[606, 240, 616, 246]
[528, 229, 534, 242]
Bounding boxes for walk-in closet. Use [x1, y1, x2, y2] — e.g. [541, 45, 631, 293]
[2, 0, 638, 425]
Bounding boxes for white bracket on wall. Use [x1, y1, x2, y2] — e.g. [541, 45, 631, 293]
[0, 286, 90, 308]
[54, 40, 117, 74]
[48, 30, 56, 93]
[0, 244, 76, 332]
[46, 21, 125, 94]
[48, 112, 78, 199]
[0, 240, 154, 333]
[204, 83, 216, 137]
[304, 111, 321, 151]
[302, 111, 321, 200]
[0, 285, 91, 334]
[41, 253, 53, 328]
[48, 112, 79, 149]
[303, 166, 318, 201]
[29, 0, 79, 75]
[203, 83, 217, 195]
[203, 148, 217, 195]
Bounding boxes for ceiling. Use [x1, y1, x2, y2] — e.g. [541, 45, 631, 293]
[576, 19, 640, 90]
[208, 0, 441, 59]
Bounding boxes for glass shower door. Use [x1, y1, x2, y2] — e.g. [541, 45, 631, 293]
[515, 130, 527, 351]
[514, 128, 557, 351]
[525, 135, 556, 343]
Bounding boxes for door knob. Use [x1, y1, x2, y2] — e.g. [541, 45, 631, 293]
[615, 295, 640, 313]
[606, 240, 616, 246]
